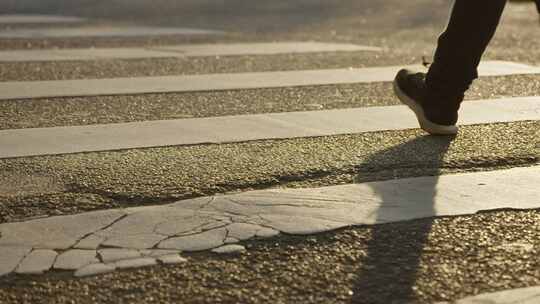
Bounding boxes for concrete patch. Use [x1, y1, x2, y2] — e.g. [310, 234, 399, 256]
[225, 223, 264, 241]
[139, 249, 182, 258]
[54, 249, 99, 270]
[158, 228, 228, 252]
[0, 61, 537, 100]
[0, 42, 380, 62]
[74, 263, 115, 278]
[0, 14, 85, 24]
[1, 96, 539, 158]
[74, 235, 106, 250]
[100, 234, 166, 249]
[443, 286, 540, 303]
[0, 210, 126, 249]
[255, 228, 281, 239]
[113, 257, 157, 269]
[98, 249, 141, 263]
[0, 247, 32, 276]
[157, 254, 187, 265]
[15, 249, 57, 274]
[261, 214, 350, 235]
[0, 166, 539, 277]
[212, 245, 246, 254]
[0, 26, 223, 39]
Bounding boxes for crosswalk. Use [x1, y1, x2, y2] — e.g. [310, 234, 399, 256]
[2, 61, 539, 100]
[2, 96, 540, 158]
[0, 14, 85, 24]
[0, 26, 224, 39]
[1, 14, 539, 303]
[0, 42, 380, 62]
[437, 286, 540, 304]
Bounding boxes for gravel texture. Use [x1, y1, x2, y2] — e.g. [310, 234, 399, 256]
[1, 74, 540, 130]
[0, 34, 246, 50]
[0, 52, 402, 82]
[0, 1, 539, 302]
[1, 121, 538, 223]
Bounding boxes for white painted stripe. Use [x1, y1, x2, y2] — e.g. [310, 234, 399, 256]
[0, 26, 223, 39]
[441, 286, 540, 304]
[1, 166, 539, 277]
[0, 96, 538, 159]
[0, 61, 538, 101]
[0, 14, 85, 24]
[0, 42, 381, 62]
[153, 42, 382, 56]
[0, 47, 175, 62]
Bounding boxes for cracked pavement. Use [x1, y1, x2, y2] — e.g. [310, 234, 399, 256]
[1, 165, 540, 278]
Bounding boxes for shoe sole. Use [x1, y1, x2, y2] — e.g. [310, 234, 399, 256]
[392, 78, 458, 135]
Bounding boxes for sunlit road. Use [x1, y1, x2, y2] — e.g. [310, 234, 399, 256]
[0, 1, 540, 303]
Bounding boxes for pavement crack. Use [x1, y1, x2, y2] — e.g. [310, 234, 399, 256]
[225, 197, 246, 208]
[50, 251, 60, 269]
[13, 248, 33, 270]
[199, 198, 251, 218]
[96, 251, 105, 263]
[223, 229, 230, 243]
[98, 214, 129, 233]
[153, 236, 175, 248]
[72, 213, 128, 249]
[245, 215, 277, 231]
[199, 197, 215, 210]
[154, 217, 229, 239]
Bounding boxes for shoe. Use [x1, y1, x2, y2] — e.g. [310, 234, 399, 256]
[393, 69, 459, 135]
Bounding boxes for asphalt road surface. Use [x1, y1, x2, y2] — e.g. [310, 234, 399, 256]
[0, 0, 539, 303]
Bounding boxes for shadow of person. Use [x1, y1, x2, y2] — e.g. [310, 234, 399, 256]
[350, 134, 455, 304]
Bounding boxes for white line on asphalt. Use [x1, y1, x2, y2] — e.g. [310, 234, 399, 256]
[0, 61, 538, 101]
[437, 286, 540, 304]
[1, 165, 539, 277]
[0, 42, 381, 62]
[1, 96, 539, 159]
[0, 14, 85, 24]
[0, 26, 223, 39]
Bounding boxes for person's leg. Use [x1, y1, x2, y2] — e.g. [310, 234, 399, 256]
[425, 0, 507, 110]
[393, 0, 507, 135]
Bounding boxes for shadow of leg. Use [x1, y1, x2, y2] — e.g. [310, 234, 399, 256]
[351, 135, 454, 303]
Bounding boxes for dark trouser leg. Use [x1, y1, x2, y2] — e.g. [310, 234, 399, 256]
[426, 0, 507, 108]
